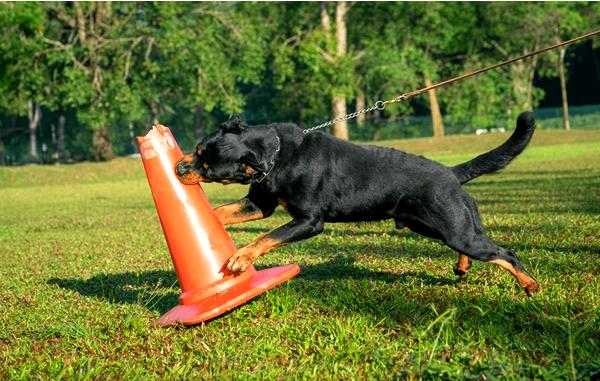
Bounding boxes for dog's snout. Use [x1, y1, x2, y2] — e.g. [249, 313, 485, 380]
[176, 161, 190, 177]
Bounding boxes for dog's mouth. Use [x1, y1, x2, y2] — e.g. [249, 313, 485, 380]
[177, 171, 212, 185]
[176, 156, 241, 186]
[175, 155, 211, 185]
[175, 153, 259, 186]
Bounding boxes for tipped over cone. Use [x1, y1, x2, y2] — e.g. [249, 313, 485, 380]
[137, 124, 300, 327]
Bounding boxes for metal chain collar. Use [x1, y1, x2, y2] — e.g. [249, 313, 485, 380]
[255, 135, 280, 183]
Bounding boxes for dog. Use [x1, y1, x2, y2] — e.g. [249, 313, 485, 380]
[176, 112, 540, 296]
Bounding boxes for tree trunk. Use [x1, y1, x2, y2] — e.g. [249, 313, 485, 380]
[51, 123, 57, 146]
[194, 105, 205, 141]
[424, 73, 444, 138]
[149, 101, 159, 125]
[320, 2, 331, 33]
[335, 2, 347, 58]
[57, 113, 66, 161]
[129, 122, 137, 154]
[321, 2, 349, 140]
[355, 91, 365, 127]
[331, 1, 349, 140]
[373, 108, 382, 141]
[558, 47, 571, 131]
[0, 139, 5, 166]
[490, 40, 539, 115]
[92, 126, 113, 161]
[27, 101, 41, 162]
[511, 60, 534, 112]
[331, 96, 348, 140]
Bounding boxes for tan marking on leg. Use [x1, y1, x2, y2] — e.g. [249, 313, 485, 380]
[214, 201, 264, 226]
[453, 254, 471, 276]
[227, 235, 283, 273]
[490, 258, 540, 296]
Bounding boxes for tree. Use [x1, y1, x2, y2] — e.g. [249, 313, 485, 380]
[267, 3, 361, 139]
[545, 3, 594, 131]
[347, 3, 419, 139]
[480, 3, 570, 119]
[0, 3, 597, 164]
[0, 3, 47, 162]
[268, 3, 420, 139]
[130, 2, 271, 146]
[404, 3, 481, 138]
[442, 3, 591, 133]
[2, 2, 271, 161]
[32, 2, 147, 160]
[321, 2, 349, 140]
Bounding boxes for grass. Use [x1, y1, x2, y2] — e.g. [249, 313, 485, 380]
[1, 129, 599, 380]
[350, 104, 600, 141]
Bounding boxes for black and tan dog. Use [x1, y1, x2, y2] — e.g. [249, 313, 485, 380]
[176, 112, 540, 296]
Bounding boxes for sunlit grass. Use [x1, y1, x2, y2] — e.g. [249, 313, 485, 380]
[1, 129, 598, 380]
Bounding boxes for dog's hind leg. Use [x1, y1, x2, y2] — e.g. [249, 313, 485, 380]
[453, 254, 471, 276]
[453, 194, 538, 294]
[410, 190, 539, 295]
[446, 233, 539, 296]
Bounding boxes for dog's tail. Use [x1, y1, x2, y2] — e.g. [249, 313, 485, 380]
[452, 111, 536, 185]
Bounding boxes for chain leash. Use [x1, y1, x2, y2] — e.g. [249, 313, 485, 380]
[303, 28, 600, 134]
[303, 101, 386, 134]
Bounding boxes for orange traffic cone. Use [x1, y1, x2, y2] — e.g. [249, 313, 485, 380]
[137, 124, 300, 327]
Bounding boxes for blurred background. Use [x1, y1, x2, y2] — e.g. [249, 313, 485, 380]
[0, 2, 598, 165]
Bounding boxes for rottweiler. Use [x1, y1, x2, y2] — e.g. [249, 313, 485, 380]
[176, 112, 540, 296]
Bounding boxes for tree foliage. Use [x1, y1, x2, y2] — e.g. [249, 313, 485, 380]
[0, 2, 598, 163]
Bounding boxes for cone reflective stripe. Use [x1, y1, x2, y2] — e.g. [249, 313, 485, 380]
[137, 124, 300, 326]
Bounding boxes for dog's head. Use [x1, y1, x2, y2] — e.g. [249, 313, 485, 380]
[176, 116, 279, 185]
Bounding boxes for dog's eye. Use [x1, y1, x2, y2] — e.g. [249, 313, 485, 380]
[240, 163, 257, 175]
[196, 144, 203, 156]
[203, 163, 209, 170]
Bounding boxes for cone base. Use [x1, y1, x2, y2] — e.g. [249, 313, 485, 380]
[154, 264, 300, 327]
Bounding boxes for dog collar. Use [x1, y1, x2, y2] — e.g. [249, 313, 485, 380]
[256, 136, 280, 184]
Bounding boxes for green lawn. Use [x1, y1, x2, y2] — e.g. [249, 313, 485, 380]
[1, 129, 599, 380]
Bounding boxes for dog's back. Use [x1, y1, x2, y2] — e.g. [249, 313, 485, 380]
[273, 129, 455, 222]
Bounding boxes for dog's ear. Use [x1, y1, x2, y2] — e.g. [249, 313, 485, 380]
[219, 115, 247, 134]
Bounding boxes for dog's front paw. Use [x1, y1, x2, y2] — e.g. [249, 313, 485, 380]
[226, 251, 256, 273]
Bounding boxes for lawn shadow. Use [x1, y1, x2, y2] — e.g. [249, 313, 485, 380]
[276, 255, 457, 286]
[226, 224, 404, 237]
[47, 254, 458, 315]
[47, 270, 180, 314]
[228, 226, 456, 260]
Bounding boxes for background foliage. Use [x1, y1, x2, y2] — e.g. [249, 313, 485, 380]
[0, 2, 599, 163]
